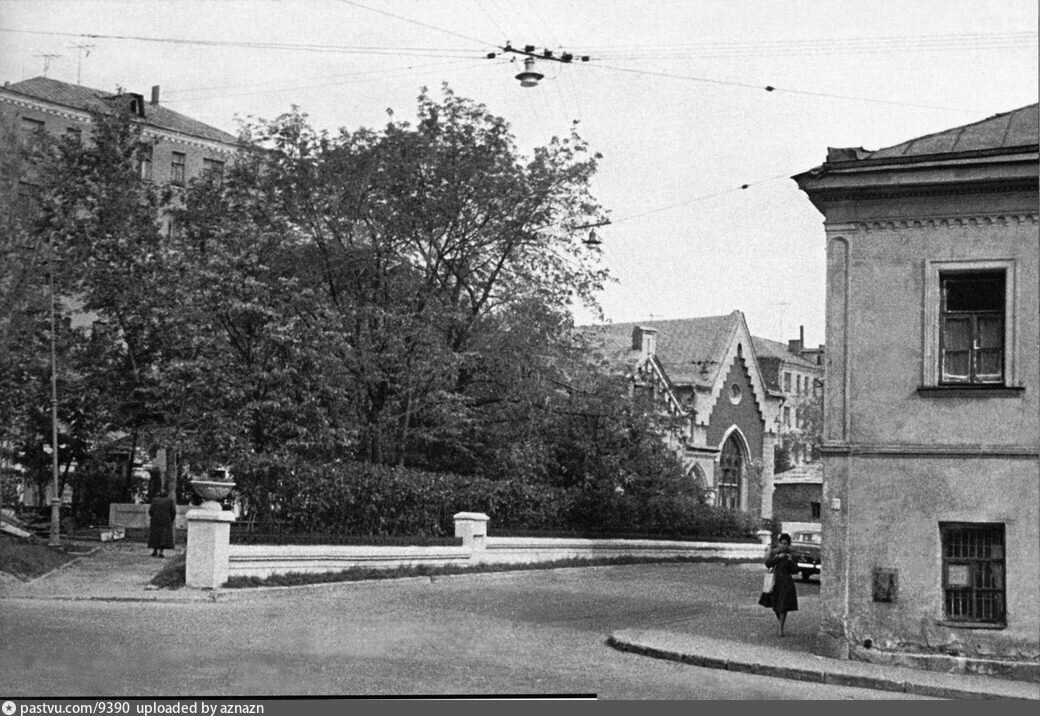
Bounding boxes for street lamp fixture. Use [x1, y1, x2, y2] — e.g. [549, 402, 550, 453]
[515, 57, 544, 88]
[488, 43, 591, 88]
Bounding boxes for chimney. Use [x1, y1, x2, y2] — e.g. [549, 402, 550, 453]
[151, 85, 160, 105]
[632, 326, 657, 359]
[788, 325, 805, 354]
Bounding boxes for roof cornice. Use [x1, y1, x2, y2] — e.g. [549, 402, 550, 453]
[0, 87, 239, 153]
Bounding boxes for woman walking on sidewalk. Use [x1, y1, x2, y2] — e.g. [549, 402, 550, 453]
[148, 490, 176, 558]
[759, 533, 799, 636]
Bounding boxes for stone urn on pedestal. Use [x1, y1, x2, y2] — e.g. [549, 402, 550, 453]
[185, 475, 237, 589]
[189, 478, 235, 511]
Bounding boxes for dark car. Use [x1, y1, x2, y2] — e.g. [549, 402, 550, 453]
[789, 530, 821, 581]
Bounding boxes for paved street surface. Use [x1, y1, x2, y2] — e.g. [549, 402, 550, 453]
[0, 554, 933, 699]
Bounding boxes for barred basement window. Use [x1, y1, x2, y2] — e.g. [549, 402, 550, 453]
[940, 523, 1005, 625]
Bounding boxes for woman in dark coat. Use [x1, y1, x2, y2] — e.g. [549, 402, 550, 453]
[148, 490, 176, 558]
[758, 533, 799, 636]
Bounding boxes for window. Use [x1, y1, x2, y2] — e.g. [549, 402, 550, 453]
[65, 126, 82, 144]
[20, 117, 44, 145]
[717, 435, 743, 510]
[783, 406, 791, 428]
[16, 181, 41, 216]
[922, 259, 1018, 393]
[810, 501, 821, 519]
[783, 372, 791, 392]
[940, 523, 1005, 625]
[138, 145, 153, 182]
[171, 151, 186, 185]
[940, 272, 1004, 385]
[202, 158, 225, 183]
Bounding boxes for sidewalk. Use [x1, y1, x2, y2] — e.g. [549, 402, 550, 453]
[2, 542, 1038, 699]
[606, 564, 1038, 700]
[0, 539, 212, 603]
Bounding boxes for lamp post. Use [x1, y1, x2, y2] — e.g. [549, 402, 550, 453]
[47, 232, 61, 547]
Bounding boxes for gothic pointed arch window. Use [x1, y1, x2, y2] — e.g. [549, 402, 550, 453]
[718, 434, 744, 509]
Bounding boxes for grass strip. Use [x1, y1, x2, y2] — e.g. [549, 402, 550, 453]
[222, 555, 757, 589]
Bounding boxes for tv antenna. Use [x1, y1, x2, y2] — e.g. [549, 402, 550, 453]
[68, 43, 95, 84]
[32, 52, 62, 78]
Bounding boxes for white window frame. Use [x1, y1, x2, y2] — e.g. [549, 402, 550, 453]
[922, 259, 1017, 388]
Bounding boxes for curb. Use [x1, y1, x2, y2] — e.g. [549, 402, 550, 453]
[22, 544, 102, 584]
[606, 633, 1037, 700]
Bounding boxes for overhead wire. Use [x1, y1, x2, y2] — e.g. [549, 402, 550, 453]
[473, 0, 511, 43]
[162, 59, 492, 104]
[335, 0, 493, 48]
[610, 172, 795, 226]
[0, 27, 481, 58]
[579, 32, 1038, 59]
[583, 62, 987, 113]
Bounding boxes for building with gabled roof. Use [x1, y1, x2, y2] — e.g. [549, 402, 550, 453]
[753, 329, 824, 466]
[1, 76, 239, 192]
[794, 104, 1039, 674]
[586, 311, 782, 519]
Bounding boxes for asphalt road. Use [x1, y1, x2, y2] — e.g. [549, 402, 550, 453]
[0, 563, 928, 699]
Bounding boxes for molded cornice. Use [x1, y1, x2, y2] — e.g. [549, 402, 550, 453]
[820, 442, 1039, 458]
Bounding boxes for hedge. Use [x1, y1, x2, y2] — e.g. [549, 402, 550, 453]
[231, 457, 758, 541]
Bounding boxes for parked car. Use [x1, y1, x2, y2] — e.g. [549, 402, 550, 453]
[789, 530, 821, 581]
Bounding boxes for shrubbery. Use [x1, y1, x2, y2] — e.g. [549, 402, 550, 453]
[232, 455, 758, 541]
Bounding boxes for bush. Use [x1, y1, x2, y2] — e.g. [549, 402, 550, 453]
[232, 457, 574, 537]
[230, 455, 759, 541]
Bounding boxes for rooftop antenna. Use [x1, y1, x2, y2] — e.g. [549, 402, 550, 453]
[68, 43, 95, 84]
[32, 52, 62, 78]
[772, 301, 790, 340]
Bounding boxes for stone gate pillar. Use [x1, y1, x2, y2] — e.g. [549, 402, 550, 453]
[185, 506, 235, 589]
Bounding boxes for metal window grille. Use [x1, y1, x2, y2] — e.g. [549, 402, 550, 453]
[940, 523, 1005, 624]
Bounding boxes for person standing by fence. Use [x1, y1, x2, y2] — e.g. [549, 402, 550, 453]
[148, 490, 176, 558]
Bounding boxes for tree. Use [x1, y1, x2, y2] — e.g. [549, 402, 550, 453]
[174, 86, 610, 470]
[774, 390, 823, 473]
[16, 107, 181, 498]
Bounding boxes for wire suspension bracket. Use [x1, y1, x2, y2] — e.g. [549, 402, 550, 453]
[487, 43, 591, 88]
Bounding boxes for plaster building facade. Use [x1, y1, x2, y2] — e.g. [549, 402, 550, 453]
[770, 462, 823, 534]
[753, 328, 824, 466]
[795, 104, 1039, 672]
[588, 312, 782, 519]
[1, 76, 239, 208]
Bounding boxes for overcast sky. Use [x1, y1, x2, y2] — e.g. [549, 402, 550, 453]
[2, 0, 1037, 345]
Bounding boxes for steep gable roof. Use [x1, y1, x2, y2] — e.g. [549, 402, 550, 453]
[751, 336, 820, 371]
[5, 77, 238, 146]
[585, 311, 780, 429]
[585, 313, 739, 388]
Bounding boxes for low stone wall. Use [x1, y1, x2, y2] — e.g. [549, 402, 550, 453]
[228, 544, 474, 580]
[186, 510, 771, 589]
[224, 538, 766, 581]
[479, 537, 766, 565]
[109, 503, 191, 530]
